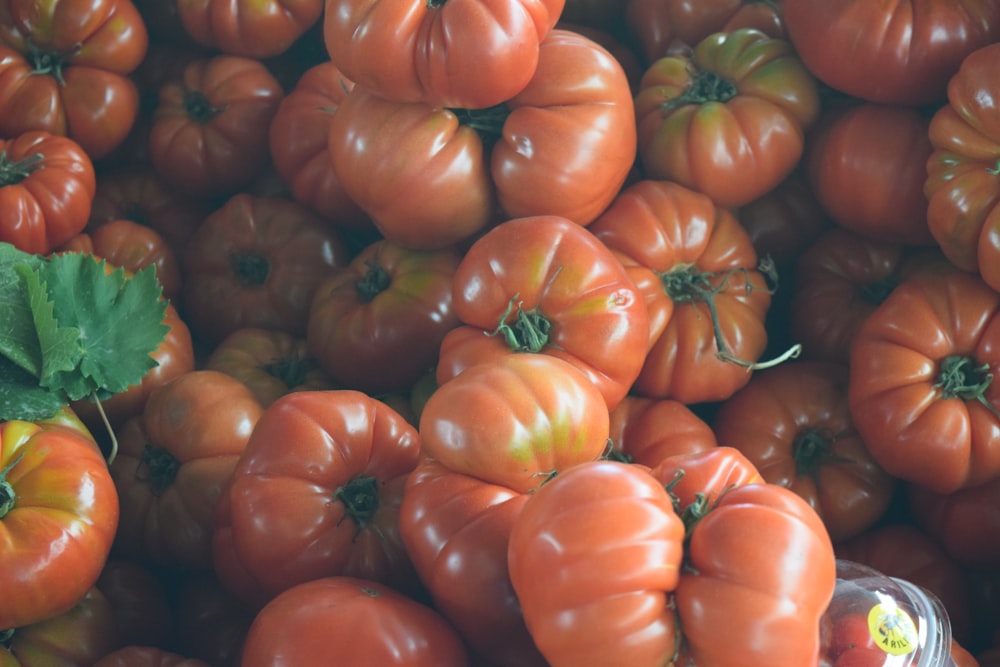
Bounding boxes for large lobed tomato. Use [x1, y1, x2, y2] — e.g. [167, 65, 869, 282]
[323, 0, 565, 109]
[0, 0, 148, 159]
[0, 130, 96, 255]
[177, 0, 324, 60]
[634, 28, 820, 208]
[326, 29, 636, 249]
[0, 418, 119, 630]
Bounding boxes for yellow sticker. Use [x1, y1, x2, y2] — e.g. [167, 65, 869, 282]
[867, 601, 919, 656]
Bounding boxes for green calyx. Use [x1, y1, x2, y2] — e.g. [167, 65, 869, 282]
[487, 296, 552, 353]
[0, 151, 44, 187]
[334, 474, 380, 530]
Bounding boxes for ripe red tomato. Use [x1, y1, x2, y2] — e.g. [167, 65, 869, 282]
[323, 0, 565, 109]
[508, 460, 685, 666]
[909, 475, 1000, 570]
[213, 391, 422, 605]
[399, 458, 547, 667]
[712, 361, 897, 542]
[421, 353, 610, 493]
[635, 28, 820, 208]
[0, 420, 119, 630]
[648, 446, 763, 515]
[307, 239, 463, 395]
[0, 0, 148, 158]
[782, 0, 1000, 105]
[0, 587, 118, 665]
[177, 0, 323, 59]
[848, 268, 1000, 493]
[440, 215, 649, 410]
[148, 55, 284, 198]
[240, 576, 469, 667]
[806, 102, 936, 245]
[0, 130, 96, 254]
[608, 396, 718, 468]
[180, 193, 349, 345]
[109, 370, 264, 569]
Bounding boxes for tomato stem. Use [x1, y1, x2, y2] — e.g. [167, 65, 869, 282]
[987, 159, 1000, 176]
[135, 443, 180, 497]
[334, 474, 380, 534]
[0, 628, 12, 648]
[448, 103, 510, 147]
[934, 355, 1000, 421]
[662, 68, 738, 113]
[262, 354, 316, 390]
[355, 259, 391, 303]
[486, 295, 552, 352]
[25, 39, 79, 85]
[184, 90, 221, 123]
[859, 276, 898, 306]
[0, 449, 27, 520]
[792, 428, 853, 479]
[230, 253, 270, 287]
[0, 152, 45, 186]
[659, 257, 801, 370]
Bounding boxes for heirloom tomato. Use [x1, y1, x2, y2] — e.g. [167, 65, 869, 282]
[241, 577, 468, 667]
[607, 396, 717, 468]
[213, 391, 421, 605]
[93, 646, 212, 667]
[834, 524, 972, 644]
[782, 0, 1000, 105]
[909, 475, 1000, 570]
[205, 328, 336, 408]
[635, 28, 820, 208]
[267, 61, 369, 229]
[674, 483, 837, 666]
[925, 41, 1000, 285]
[508, 460, 685, 667]
[589, 179, 779, 404]
[0, 130, 96, 254]
[712, 361, 896, 542]
[327, 29, 636, 249]
[149, 55, 284, 198]
[440, 215, 648, 410]
[806, 102, 936, 246]
[399, 458, 546, 667]
[180, 193, 349, 345]
[96, 558, 175, 650]
[848, 268, 1000, 494]
[648, 445, 763, 514]
[177, 0, 323, 59]
[1, 587, 117, 666]
[323, 0, 564, 109]
[625, 0, 786, 64]
[0, 419, 119, 630]
[0, 0, 147, 158]
[421, 353, 610, 493]
[109, 370, 263, 569]
[307, 239, 462, 395]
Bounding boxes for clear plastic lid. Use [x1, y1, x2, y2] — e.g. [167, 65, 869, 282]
[824, 559, 957, 667]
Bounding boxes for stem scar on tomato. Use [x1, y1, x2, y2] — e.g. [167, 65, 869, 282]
[25, 39, 82, 86]
[934, 355, 1000, 420]
[135, 443, 180, 497]
[0, 450, 27, 519]
[230, 253, 270, 287]
[183, 90, 222, 123]
[334, 474, 380, 540]
[792, 428, 855, 479]
[355, 259, 391, 303]
[661, 66, 738, 114]
[0, 152, 45, 185]
[487, 295, 552, 353]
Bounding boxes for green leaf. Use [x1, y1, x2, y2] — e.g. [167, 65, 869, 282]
[0, 242, 45, 377]
[0, 356, 64, 422]
[16, 263, 83, 386]
[40, 253, 169, 401]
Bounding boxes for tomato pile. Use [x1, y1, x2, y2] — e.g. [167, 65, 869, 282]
[2, 0, 1000, 666]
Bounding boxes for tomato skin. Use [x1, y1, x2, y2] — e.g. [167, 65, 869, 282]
[0, 420, 119, 630]
[676, 483, 837, 667]
[608, 396, 717, 468]
[109, 370, 263, 569]
[167, 569, 255, 667]
[420, 354, 610, 494]
[0, 0, 147, 159]
[508, 460, 685, 667]
[925, 41, 1000, 282]
[712, 361, 897, 543]
[399, 458, 547, 667]
[214, 391, 422, 605]
[782, 0, 1000, 106]
[1, 587, 118, 666]
[177, 0, 323, 59]
[205, 327, 336, 408]
[149, 55, 284, 198]
[0, 130, 96, 254]
[648, 445, 763, 513]
[590, 179, 772, 404]
[635, 28, 820, 208]
[323, 0, 564, 109]
[307, 239, 463, 395]
[96, 559, 175, 651]
[847, 269, 1000, 494]
[180, 193, 349, 345]
[442, 215, 649, 411]
[806, 103, 936, 246]
[908, 475, 1000, 570]
[241, 576, 469, 667]
[267, 61, 369, 229]
[93, 646, 212, 667]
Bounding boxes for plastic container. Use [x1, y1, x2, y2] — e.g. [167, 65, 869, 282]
[824, 559, 957, 667]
